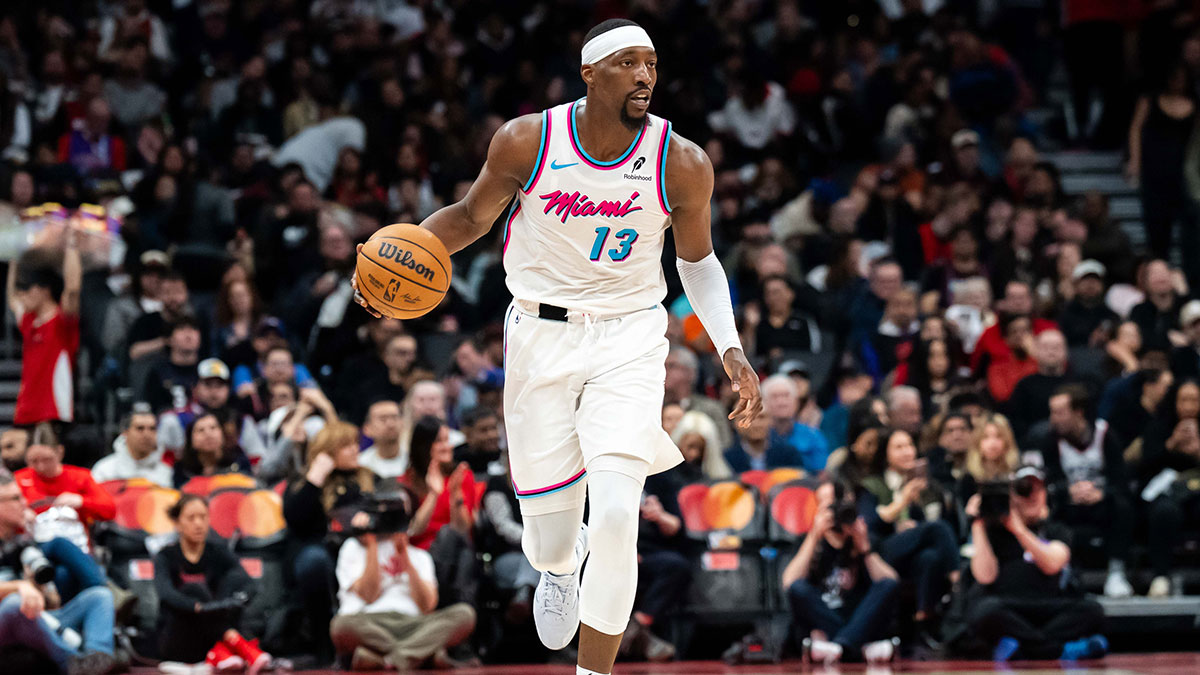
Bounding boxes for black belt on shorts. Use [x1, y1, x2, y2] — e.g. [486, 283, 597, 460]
[538, 303, 569, 322]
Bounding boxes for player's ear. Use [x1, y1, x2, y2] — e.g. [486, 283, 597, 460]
[581, 64, 594, 87]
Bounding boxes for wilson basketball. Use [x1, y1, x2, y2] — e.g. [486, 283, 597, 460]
[356, 223, 452, 319]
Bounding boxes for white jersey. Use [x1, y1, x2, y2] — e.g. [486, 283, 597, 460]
[502, 98, 674, 314]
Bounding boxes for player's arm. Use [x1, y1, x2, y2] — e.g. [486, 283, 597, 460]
[667, 134, 762, 428]
[419, 114, 543, 254]
[61, 227, 82, 317]
[6, 255, 23, 318]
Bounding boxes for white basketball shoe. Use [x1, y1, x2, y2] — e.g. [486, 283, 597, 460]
[534, 524, 590, 650]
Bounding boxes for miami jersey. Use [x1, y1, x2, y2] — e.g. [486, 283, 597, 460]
[502, 98, 674, 314]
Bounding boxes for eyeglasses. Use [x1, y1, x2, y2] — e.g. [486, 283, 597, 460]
[0, 494, 23, 503]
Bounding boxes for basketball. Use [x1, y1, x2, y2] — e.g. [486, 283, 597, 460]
[355, 223, 452, 319]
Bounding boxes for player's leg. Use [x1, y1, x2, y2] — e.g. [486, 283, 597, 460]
[521, 484, 589, 651]
[576, 464, 648, 674]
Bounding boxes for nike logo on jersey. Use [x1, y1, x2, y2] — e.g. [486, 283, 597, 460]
[550, 159, 579, 170]
[539, 189, 644, 224]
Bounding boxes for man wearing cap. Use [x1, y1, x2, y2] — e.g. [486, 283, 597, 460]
[946, 129, 991, 191]
[158, 358, 265, 465]
[100, 250, 167, 357]
[965, 465, 1108, 661]
[1168, 299, 1200, 380]
[1057, 260, 1118, 347]
[140, 317, 203, 413]
[91, 405, 170, 487]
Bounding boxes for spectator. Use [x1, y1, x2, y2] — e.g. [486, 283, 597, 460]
[849, 258, 904, 352]
[478, 455, 540, 625]
[101, 40, 166, 129]
[0, 469, 116, 675]
[360, 400, 408, 479]
[97, 0, 171, 64]
[403, 381, 465, 448]
[1006, 329, 1072, 445]
[860, 428, 958, 647]
[0, 427, 28, 472]
[342, 334, 419, 424]
[142, 318, 204, 413]
[231, 319, 318, 404]
[284, 420, 375, 663]
[983, 313, 1038, 404]
[759, 375, 830, 474]
[154, 495, 269, 670]
[56, 98, 126, 175]
[927, 412, 973, 499]
[1042, 385, 1135, 598]
[1170, 299, 1200, 380]
[331, 524, 477, 670]
[1057, 260, 1118, 347]
[158, 359, 262, 463]
[16, 424, 115, 540]
[970, 281, 1056, 372]
[6, 237, 81, 426]
[861, 286, 920, 380]
[404, 416, 477, 559]
[237, 345, 318, 421]
[100, 250, 168, 357]
[1141, 378, 1200, 597]
[828, 422, 883, 487]
[172, 413, 253, 489]
[212, 277, 264, 368]
[724, 412, 801, 474]
[965, 466, 1108, 661]
[1104, 368, 1173, 452]
[904, 338, 966, 418]
[963, 414, 1022, 504]
[91, 405, 171, 487]
[885, 386, 923, 438]
[1129, 259, 1186, 354]
[669, 410, 734, 480]
[126, 270, 194, 363]
[663, 347, 733, 451]
[751, 275, 821, 361]
[782, 479, 899, 665]
[258, 386, 339, 482]
[452, 406, 502, 476]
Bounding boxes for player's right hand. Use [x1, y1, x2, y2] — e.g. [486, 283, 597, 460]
[723, 348, 763, 429]
[351, 243, 383, 318]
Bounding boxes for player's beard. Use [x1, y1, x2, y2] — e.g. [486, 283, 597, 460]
[621, 104, 648, 132]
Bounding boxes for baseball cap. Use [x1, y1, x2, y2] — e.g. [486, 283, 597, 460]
[197, 358, 230, 381]
[951, 129, 980, 150]
[139, 250, 170, 269]
[1071, 259, 1106, 282]
[1013, 465, 1045, 483]
[1180, 299, 1200, 328]
[775, 359, 810, 378]
[254, 317, 286, 338]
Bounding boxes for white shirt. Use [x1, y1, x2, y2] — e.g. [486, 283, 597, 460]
[91, 435, 173, 487]
[336, 537, 436, 616]
[359, 444, 409, 479]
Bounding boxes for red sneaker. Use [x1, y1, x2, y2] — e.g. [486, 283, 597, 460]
[226, 633, 271, 674]
[205, 641, 245, 673]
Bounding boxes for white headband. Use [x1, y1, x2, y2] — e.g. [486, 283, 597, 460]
[581, 25, 655, 65]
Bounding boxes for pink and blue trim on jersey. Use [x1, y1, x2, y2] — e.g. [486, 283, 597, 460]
[513, 468, 587, 499]
[522, 109, 551, 194]
[656, 120, 673, 214]
[568, 99, 646, 170]
[501, 201, 521, 261]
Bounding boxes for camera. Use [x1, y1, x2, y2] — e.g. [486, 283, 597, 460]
[20, 546, 55, 585]
[977, 480, 1011, 523]
[830, 482, 859, 531]
[353, 491, 414, 535]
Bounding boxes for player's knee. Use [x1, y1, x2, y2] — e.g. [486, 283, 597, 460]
[589, 499, 639, 546]
[522, 535, 575, 573]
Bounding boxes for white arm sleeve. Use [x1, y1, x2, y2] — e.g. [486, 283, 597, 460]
[676, 252, 742, 356]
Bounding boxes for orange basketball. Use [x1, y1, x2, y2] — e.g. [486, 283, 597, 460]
[356, 223, 452, 319]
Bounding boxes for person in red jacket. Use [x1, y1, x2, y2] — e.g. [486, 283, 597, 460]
[14, 424, 115, 526]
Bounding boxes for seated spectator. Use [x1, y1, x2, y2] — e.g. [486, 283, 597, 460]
[983, 313, 1038, 404]
[6, 236, 81, 426]
[284, 421, 375, 662]
[828, 423, 883, 487]
[403, 381, 465, 448]
[142, 317, 203, 413]
[0, 469, 116, 675]
[669, 410, 734, 480]
[860, 285, 920, 381]
[782, 479, 899, 665]
[452, 406, 502, 476]
[724, 412, 808, 474]
[1058, 260, 1118, 347]
[969, 281, 1055, 373]
[964, 415, 1021, 492]
[885, 385, 924, 438]
[904, 338, 966, 418]
[927, 412, 973, 497]
[360, 400, 408, 479]
[760, 375, 830, 473]
[751, 275, 821, 361]
[1129, 259, 1186, 355]
[172, 413, 253, 489]
[1005, 329, 1071, 445]
[158, 359, 264, 465]
[1169, 299, 1200, 380]
[860, 428, 958, 647]
[127, 270, 195, 363]
[818, 367, 876, 450]
[1103, 368, 1172, 452]
[91, 405, 171, 487]
[0, 427, 28, 472]
[258, 386, 338, 483]
[16, 424, 115, 551]
[333, 328, 412, 423]
[212, 277, 265, 369]
[965, 466, 1108, 661]
[331, 525, 477, 670]
[232, 320, 318, 413]
[1141, 379, 1200, 597]
[154, 495, 269, 669]
[1042, 385, 1134, 598]
[56, 97, 126, 174]
[99, 250, 168, 358]
[663, 347, 733, 451]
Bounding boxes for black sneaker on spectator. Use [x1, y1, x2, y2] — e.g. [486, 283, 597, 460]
[68, 651, 116, 675]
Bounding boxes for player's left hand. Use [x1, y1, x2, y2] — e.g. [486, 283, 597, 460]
[722, 348, 762, 429]
[351, 243, 383, 319]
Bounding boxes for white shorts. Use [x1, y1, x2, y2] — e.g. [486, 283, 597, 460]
[503, 300, 683, 516]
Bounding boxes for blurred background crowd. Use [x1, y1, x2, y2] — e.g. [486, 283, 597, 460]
[2, 0, 1200, 672]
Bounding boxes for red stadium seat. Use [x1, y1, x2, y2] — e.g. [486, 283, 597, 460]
[703, 481, 756, 532]
[677, 483, 710, 535]
[181, 475, 213, 496]
[761, 468, 805, 499]
[768, 478, 821, 542]
[237, 490, 286, 540]
[208, 490, 248, 539]
[133, 487, 180, 536]
[738, 470, 768, 491]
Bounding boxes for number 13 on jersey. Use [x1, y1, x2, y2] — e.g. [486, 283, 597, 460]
[589, 226, 639, 262]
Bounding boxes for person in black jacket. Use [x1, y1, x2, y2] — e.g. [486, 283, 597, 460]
[282, 420, 375, 663]
[154, 494, 270, 669]
[1141, 379, 1200, 597]
[1042, 385, 1135, 598]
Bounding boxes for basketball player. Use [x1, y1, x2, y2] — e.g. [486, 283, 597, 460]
[354, 19, 761, 675]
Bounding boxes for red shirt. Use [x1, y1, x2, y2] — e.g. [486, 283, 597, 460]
[918, 223, 952, 266]
[969, 318, 1058, 372]
[15, 310, 80, 425]
[14, 465, 116, 524]
[405, 471, 479, 550]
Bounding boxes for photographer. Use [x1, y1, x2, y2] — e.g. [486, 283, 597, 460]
[782, 479, 899, 665]
[0, 469, 115, 675]
[154, 495, 269, 669]
[330, 496, 477, 670]
[965, 466, 1108, 661]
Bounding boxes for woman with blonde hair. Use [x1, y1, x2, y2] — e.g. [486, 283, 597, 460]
[282, 420, 374, 662]
[670, 410, 733, 480]
[965, 414, 1020, 484]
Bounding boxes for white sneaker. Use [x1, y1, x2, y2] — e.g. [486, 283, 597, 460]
[1148, 576, 1171, 598]
[158, 663, 212, 675]
[863, 638, 897, 664]
[809, 639, 843, 664]
[534, 524, 589, 650]
[1104, 569, 1133, 598]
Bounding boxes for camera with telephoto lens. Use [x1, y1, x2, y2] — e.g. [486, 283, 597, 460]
[978, 480, 1012, 523]
[353, 490, 414, 535]
[830, 482, 859, 531]
[20, 546, 55, 585]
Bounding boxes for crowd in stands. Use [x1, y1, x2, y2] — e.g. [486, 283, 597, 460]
[2, 0, 1200, 672]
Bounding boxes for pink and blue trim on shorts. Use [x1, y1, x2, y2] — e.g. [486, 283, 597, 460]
[512, 468, 587, 499]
